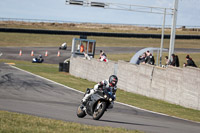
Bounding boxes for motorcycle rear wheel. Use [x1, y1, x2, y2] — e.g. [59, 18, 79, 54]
[93, 101, 106, 120]
[77, 104, 86, 118]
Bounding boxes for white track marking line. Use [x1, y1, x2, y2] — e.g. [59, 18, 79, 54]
[10, 65, 83, 94]
[9, 65, 200, 124]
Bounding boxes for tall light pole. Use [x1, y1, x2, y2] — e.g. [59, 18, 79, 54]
[169, 0, 179, 60]
[159, 8, 166, 66]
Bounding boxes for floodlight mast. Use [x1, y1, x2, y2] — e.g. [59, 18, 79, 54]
[169, 0, 179, 61]
[66, 0, 172, 14]
[90, 2, 107, 8]
[66, 0, 178, 66]
[66, 0, 85, 5]
[160, 8, 166, 67]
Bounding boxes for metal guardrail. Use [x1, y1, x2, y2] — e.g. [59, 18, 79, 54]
[0, 28, 200, 39]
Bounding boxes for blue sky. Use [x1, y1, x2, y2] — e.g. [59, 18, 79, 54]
[0, 0, 199, 27]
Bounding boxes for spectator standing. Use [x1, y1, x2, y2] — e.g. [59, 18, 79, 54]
[136, 52, 146, 65]
[169, 54, 176, 66]
[165, 56, 170, 66]
[145, 51, 155, 65]
[99, 50, 107, 58]
[169, 54, 179, 67]
[183, 55, 197, 67]
[80, 44, 85, 53]
[99, 50, 108, 62]
[162, 56, 170, 67]
[175, 54, 180, 67]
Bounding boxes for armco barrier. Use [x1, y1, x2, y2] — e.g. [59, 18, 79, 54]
[70, 57, 200, 110]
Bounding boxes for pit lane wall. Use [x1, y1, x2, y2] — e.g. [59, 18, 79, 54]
[70, 57, 200, 110]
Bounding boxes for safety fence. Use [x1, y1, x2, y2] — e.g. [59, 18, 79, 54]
[69, 57, 200, 110]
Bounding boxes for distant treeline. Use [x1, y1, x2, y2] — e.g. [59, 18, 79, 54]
[0, 28, 200, 39]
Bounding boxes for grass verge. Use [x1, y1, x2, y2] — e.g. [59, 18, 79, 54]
[0, 32, 200, 48]
[1, 21, 200, 35]
[0, 110, 141, 133]
[0, 59, 200, 123]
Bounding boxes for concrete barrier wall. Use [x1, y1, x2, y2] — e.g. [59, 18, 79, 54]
[70, 57, 200, 110]
[118, 60, 200, 110]
[117, 60, 154, 97]
[180, 67, 200, 109]
[70, 57, 117, 83]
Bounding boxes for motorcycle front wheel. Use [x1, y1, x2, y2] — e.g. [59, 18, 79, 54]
[93, 101, 106, 120]
[77, 104, 86, 118]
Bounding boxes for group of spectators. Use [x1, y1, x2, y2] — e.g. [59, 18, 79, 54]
[84, 49, 108, 62]
[136, 50, 197, 68]
[85, 48, 197, 68]
[136, 50, 155, 65]
[164, 54, 197, 68]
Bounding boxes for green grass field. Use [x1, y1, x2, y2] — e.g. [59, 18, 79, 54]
[1, 21, 200, 35]
[0, 21, 199, 48]
[0, 110, 141, 133]
[0, 32, 200, 49]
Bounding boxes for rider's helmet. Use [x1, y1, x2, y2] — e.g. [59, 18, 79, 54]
[39, 55, 42, 58]
[109, 75, 118, 86]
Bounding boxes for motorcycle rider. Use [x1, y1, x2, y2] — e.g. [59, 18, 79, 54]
[59, 42, 67, 50]
[32, 54, 44, 63]
[82, 75, 118, 107]
[38, 55, 44, 63]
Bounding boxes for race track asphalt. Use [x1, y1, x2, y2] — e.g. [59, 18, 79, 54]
[0, 63, 200, 133]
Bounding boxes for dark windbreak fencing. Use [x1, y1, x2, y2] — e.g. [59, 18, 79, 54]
[0, 28, 200, 39]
